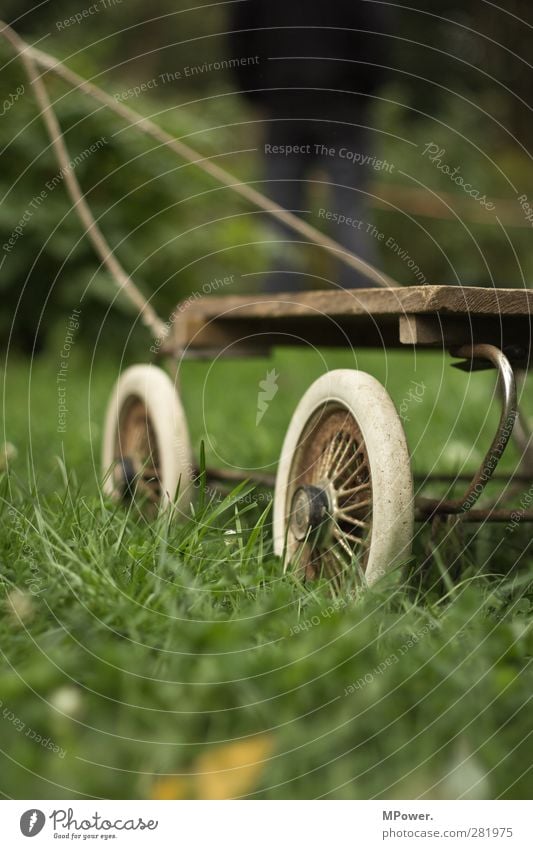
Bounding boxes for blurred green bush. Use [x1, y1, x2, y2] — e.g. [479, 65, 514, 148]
[0, 45, 270, 352]
[1, 0, 533, 352]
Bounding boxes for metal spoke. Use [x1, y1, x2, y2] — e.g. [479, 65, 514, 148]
[330, 435, 353, 478]
[334, 510, 368, 528]
[339, 459, 368, 488]
[331, 533, 354, 561]
[333, 451, 363, 484]
[337, 499, 372, 515]
[329, 547, 350, 575]
[333, 524, 370, 546]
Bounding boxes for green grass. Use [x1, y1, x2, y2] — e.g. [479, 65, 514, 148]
[1, 346, 532, 799]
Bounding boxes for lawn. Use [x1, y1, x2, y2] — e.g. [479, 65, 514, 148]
[1, 343, 532, 799]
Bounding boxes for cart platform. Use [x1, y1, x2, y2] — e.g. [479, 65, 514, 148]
[168, 285, 533, 359]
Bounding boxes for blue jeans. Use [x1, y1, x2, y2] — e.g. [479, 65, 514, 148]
[261, 121, 378, 291]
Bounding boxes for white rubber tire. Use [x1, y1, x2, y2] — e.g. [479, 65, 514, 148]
[273, 369, 414, 585]
[102, 364, 193, 514]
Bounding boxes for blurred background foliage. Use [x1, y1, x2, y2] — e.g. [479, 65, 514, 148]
[1, 2, 533, 802]
[0, 0, 532, 352]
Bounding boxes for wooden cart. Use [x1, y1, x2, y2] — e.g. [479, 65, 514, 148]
[102, 286, 533, 586]
[5, 21, 530, 584]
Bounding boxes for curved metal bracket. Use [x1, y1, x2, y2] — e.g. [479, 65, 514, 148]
[417, 344, 517, 518]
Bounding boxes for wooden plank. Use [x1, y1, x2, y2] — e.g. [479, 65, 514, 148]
[171, 314, 401, 357]
[166, 286, 533, 356]
[174, 286, 533, 320]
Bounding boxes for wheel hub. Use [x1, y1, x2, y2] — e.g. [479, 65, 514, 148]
[289, 484, 331, 542]
[119, 456, 137, 500]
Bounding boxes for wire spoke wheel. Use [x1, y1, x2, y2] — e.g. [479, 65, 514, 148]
[287, 406, 372, 586]
[274, 370, 414, 589]
[102, 364, 193, 517]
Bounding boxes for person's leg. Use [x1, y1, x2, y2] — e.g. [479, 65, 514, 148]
[322, 127, 379, 289]
[261, 121, 311, 292]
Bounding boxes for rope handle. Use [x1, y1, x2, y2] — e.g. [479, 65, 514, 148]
[1, 21, 169, 339]
[0, 21, 397, 341]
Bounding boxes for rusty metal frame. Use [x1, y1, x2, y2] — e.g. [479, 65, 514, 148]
[414, 344, 520, 519]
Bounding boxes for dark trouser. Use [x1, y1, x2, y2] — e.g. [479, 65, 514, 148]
[262, 121, 377, 292]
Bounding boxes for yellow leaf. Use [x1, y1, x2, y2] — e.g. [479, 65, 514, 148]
[150, 776, 190, 800]
[194, 735, 274, 800]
